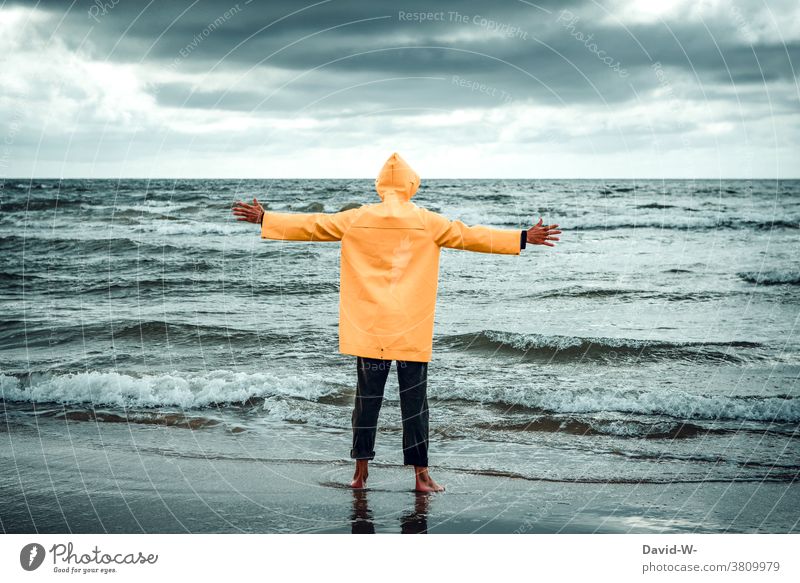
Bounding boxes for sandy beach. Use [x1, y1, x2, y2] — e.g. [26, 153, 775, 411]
[2, 409, 797, 534]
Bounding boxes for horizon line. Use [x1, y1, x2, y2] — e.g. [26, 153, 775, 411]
[5, 176, 799, 181]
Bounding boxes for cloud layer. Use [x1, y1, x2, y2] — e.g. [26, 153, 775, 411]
[1, 0, 798, 178]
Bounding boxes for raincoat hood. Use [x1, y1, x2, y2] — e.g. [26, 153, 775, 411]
[375, 152, 420, 201]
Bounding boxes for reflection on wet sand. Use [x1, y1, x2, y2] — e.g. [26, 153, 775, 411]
[400, 493, 430, 534]
[350, 490, 431, 534]
[350, 490, 375, 534]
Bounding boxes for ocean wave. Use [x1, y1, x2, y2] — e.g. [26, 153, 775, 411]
[434, 384, 800, 423]
[293, 202, 326, 212]
[438, 330, 762, 363]
[570, 218, 799, 231]
[128, 221, 246, 236]
[77, 279, 339, 297]
[0, 369, 340, 408]
[534, 286, 733, 302]
[112, 208, 189, 221]
[694, 187, 742, 195]
[0, 319, 314, 349]
[474, 417, 726, 439]
[474, 416, 796, 439]
[0, 234, 182, 255]
[635, 202, 680, 209]
[0, 234, 254, 257]
[259, 397, 351, 429]
[0, 198, 86, 212]
[0, 270, 337, 299]
[738, 270, 800, 286]
[39, 408, 226, 430]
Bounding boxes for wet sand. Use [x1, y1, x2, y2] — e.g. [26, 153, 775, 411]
[1, 415, 797, 534]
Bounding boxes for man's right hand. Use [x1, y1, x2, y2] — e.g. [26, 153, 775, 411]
[232, 197, 265, 224]
[527, 217, 561, 247]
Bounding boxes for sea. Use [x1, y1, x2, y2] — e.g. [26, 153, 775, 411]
[1, 178, 799, 504]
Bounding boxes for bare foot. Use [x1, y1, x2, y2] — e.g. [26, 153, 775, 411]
[414, 466, 445, 492]
[350, 459, 369, 489]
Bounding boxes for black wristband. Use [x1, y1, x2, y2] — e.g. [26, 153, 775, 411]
[520, 229, 527, 250]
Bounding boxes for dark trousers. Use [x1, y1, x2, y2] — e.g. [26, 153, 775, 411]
[350, 356, 429, 467]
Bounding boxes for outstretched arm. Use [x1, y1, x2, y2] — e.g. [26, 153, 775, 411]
[426, 210, 561, 254]
[232, 197, 357, 242]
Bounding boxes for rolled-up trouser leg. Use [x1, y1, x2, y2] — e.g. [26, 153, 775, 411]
[350, 356, 391, 460]
[396, 360, 429, 467]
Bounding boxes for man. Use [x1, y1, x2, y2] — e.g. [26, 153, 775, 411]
[232, 153, 561, 492]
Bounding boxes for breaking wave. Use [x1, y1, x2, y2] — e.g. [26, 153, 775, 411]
[438, 330, 762, 363]
[0, 369, 342, 409]
[434, 384, 800, 423]
[738, 270, 800, 286]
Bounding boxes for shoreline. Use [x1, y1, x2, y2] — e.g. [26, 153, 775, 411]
[2, 419, 797, 534]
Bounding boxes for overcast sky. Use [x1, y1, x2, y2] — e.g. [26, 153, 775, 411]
[1, 0, 798, 178]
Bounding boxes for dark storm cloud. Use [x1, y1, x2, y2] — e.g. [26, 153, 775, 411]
[3, 0, 798, 177]
[10, 0, 797, 114]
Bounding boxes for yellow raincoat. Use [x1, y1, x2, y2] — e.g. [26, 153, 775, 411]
[261, 153, 522, 362]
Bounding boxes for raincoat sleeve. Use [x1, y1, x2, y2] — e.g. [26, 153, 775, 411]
[261, 208, 359, 242]
[424, 209, 522, 255]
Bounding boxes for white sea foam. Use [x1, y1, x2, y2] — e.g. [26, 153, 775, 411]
[0, 369, 341, 408]
[261, 397, 351, 428]
[131, 221, 244, 236]
[3, 369, 796, 422]
[432, 384, 800, 423]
